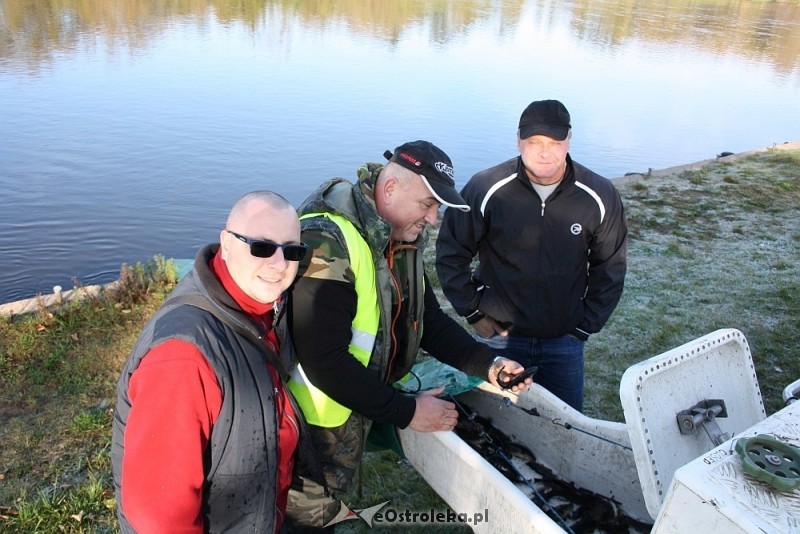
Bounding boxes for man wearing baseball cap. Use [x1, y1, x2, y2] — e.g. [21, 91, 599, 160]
[383, 140, 471, 211]
[436, 100, 628, 412]
[285, 140, 531, 529]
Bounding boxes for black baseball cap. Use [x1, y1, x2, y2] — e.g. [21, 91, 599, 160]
[383, 140, 470, 212]
[518, 100, 571, 141]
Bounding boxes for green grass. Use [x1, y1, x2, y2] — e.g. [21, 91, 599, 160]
[0, 257, 178, 533]
[583, 149, 800, 419]
[1, 148, 799, 531]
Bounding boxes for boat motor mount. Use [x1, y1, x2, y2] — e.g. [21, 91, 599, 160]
[676, 399, 730, 446]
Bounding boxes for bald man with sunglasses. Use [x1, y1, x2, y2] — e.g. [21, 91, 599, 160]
[112, 191, 323, 534]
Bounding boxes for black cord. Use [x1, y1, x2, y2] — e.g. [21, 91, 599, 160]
[501, 397, 633, 451]
[404, 370, 422, 393]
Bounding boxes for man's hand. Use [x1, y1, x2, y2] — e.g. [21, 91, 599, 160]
[473, 315, 509, 338]
[408, 386, 458, 432]
[487, 357, 533, 393]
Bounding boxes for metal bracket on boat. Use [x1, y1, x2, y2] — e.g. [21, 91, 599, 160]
[677, 399, 730, 446]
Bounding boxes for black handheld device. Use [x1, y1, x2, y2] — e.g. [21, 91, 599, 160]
[498, 365, 538, 389]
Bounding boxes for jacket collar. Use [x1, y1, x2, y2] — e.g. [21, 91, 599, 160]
[298, 162, 428, 255]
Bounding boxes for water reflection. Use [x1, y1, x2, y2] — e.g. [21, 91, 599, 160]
[2, 0, 798, 78]
[570, 1, 799, 76]
[1, 0, 798, 305]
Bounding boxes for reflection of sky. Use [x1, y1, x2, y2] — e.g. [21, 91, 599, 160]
[2, 4, 798, 183]
[1, 0, 799, 303]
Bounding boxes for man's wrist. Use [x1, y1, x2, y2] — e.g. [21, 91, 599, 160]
[487, 355, 504, 380]
[465, 310, 485, 325]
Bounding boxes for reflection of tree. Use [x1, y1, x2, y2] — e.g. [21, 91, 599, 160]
[0, 0, 262, 71]
[568, 0, 800, 75]
[0, 0, 798, 76]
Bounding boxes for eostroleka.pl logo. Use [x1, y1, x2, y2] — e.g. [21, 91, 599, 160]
[324, 501, 390, 528]
[324, 500, 489, 528]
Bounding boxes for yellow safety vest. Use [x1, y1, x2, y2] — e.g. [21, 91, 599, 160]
[288, 212, 380, 427]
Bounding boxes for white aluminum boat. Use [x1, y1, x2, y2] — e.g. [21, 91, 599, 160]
[399, 328, 800, 533]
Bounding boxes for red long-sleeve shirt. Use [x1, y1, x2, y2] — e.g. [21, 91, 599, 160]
[121, 251, 299, 533]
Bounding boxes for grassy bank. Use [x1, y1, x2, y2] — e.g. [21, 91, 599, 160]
[1, 147, 798, 532]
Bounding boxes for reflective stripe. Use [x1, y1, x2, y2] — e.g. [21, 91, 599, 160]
[351, 327, 376, 354]
[290, 327, 374, 387]
[290, 362, 310, 386]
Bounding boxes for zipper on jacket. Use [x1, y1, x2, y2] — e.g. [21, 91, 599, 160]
[412, 254, 419, 331]
[541, 201, 546, 216]
[385, 242, 418, 381]
[386, 241, 402, 383]
[285, 409, 300, 436]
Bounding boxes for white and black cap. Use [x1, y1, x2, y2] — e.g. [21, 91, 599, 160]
[383, 140, 470, 212]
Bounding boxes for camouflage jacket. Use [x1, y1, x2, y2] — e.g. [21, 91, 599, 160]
[289, 163, 426, 494]
[296, 162, 427, 385]
[291, 163, 494, 495]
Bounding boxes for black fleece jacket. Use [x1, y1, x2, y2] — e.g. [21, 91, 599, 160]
[290, 272, 493, 428]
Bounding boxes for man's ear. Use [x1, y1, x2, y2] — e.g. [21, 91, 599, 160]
[219, 230, 231, 260]
[379, 175, 397, 205]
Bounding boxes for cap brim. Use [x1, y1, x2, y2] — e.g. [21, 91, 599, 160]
[519, 124, 570, 141]
[419, 175, 470, 212]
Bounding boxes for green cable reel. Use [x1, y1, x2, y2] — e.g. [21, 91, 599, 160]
[735, 434, 800, 492]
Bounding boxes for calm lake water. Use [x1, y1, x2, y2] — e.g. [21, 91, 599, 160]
[1, 0, 799, 304]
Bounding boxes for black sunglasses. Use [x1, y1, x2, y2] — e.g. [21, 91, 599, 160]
[226, 230, 308, 261]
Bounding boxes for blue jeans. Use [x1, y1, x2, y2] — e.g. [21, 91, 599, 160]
[477, 333, 585, 412]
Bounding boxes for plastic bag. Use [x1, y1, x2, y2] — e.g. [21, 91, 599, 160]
[394, 358, 484, 397]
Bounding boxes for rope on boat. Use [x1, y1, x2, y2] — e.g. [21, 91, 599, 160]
[499, 396, 634, 451]
[448, 395, 577, 534]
